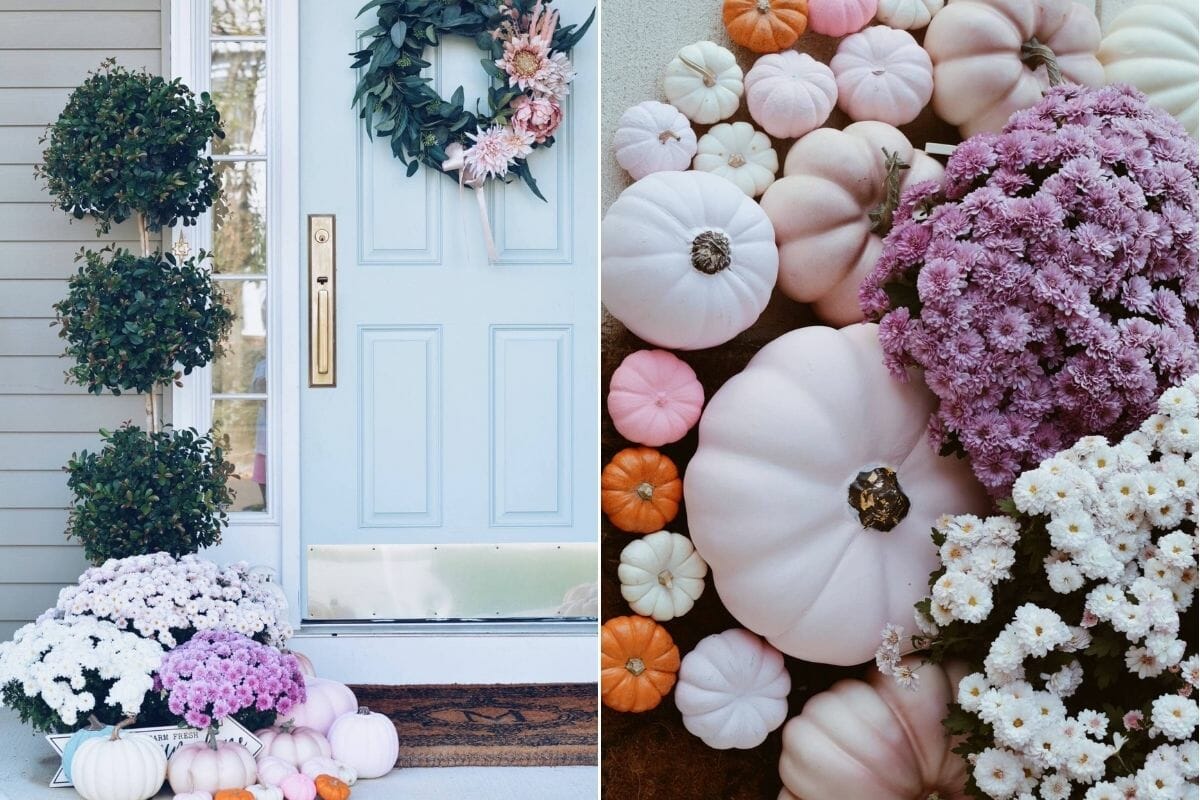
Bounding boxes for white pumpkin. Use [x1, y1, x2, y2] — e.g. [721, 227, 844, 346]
[254, 724, 331, 768]
[246, 786, 285, 800]
[684, 324, 989, 666]
[254, 755, 298, 788]
[299, 756, 358, 786]
[282, 676, 358, 735]
[601, 170, 778, 351]
[613, 101, 698, 181]
[831, 26, 933, 126]
[327, 706, 399, 780]
[1098, 0, 1198, 138]
[72, 722, 167, 800]
[693, 122, 778, 198]
[618, 531, 708, 621]
[875, 0, 942, 29]
[744, 51, 837, 139]
[556, 582, 599, 617]
[663, 41, 743, 124]
[167, 741, 257, 795]
[674, 629, 790, 750]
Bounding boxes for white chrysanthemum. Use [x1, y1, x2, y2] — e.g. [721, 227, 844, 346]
[974, 748, 1025, 799]
[1085, 584, 1125, 620]
[1011, 605, 1071, 657]
[1181, 654, 1199, 689]
[972, 544, 1016, 585]
[1156, 532, 1197, 571]
[1135, 758, 1184, 799]
[1159, 386, 1198, 420]
[1082, 781, 1122, 800]
[914, 607, 940, 638]
[1042, 661, 1083, 698]
[984, 516, 1022, 546]
[993, 695, 1038, 748]
[985, 630, 1026, 683]
[1012, 470, 1053, 515]
[1075, 709, 1108, 739]
[1160, 417, 1198, 455]
[958, 672, 990, 712]
[945, 514, 986, 545]
[1150, 694, 1199, 741]
[940, 539, 971, 570]
[1064, 738, 1111, 784]
[1040, 772, 1072, 800]
[1144, 633, 1185, 668]
[1126, 645, 1167, 679]
[1076, 539, 1124, 582]
[951, 573, 994, 623]
[1048, 510, 1096, 554]
[1046, 558, 1085, 594]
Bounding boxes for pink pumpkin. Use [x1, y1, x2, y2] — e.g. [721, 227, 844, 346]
[608, 350, 704, 447]
[807, 0, 877, 36]
[283, 649, 316, 677]
[254, 724, 330, 767]
[779, 658, 971, 799]
[278, 773, 316, 800]
[254, 756, 297, 788]
[744, 51, 837, 140]
[281, 677, 357, 736]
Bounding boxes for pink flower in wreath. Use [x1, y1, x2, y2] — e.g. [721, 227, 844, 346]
[496, 3, 574, 98]
[511, 94, 563, 143]
[463, 125, 530, 180]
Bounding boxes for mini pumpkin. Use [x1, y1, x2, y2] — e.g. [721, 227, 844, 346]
[758, 121, 943, 326]
[1098, 0, 1198, 138]
[675, 629, 790, 750]
[72, 718, 167, 800]
[745, 51, 837, 140]
[254, 756, 298, 788]
[663, 41, 743, 124]
[875, 0, 942, 29]
[831, 26, 933, 126]
[779, 659, 970, 799]
[693, 122, 778, 198]
[613, 101, 697, 181]
[279, 773, 317, 800]
[723, 0, 809, 53]
[167, 741, 257, 796]
[245, 786, 284, 800]
[684, 324, 989, 665]
[327, 706, 398, 780]
[601, 447, 682, 534]
[214, 791, 254, 800]
[924, 0, 1103, 136]
[254, 724, 331, 768]
[314, 775, 351, 800]
[806, 0, 877, 36]
[619, 531, 708, 621]
[601, 615, 681, 713]
[601, 170, 778, 350]
[608, 349, 704, 447]
[282, 677, 358, 736]
[299, 757, 357, 787]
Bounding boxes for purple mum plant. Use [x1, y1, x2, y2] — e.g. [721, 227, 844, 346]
[155, 629, 305, 733]
[860, 84, 1198, 498]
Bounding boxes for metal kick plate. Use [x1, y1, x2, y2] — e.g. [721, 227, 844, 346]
[308, 214, 336, 386]
[305, 542, 598, 620]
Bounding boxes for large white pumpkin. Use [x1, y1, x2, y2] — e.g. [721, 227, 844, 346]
[601, 170, 778, 350]
[674, 629, 790, 750]
[1097, 0, 1198, 139]
[72, 724, 167, 800]
[327, 706, 399, 780]
[778, 658, 971, 800]
[167, 741, 257, 795]
[684, 324, 989, 666]
[618, 531, 708, 621]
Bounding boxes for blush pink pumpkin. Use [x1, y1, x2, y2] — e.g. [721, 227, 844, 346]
[831, 26, 933, 126]
[166, 741, 257, 795]
[684, 324, 988, 666]
[254, 725, 330, 768]
[807, 0, 877, 36]
[778, 658, 971, 800]
[744, 51, 837, 140]
[278, 773, 316, 800]
[281, 677, 357, 736]
[254, 756, 297, 788]
[608, 350, 704, 447]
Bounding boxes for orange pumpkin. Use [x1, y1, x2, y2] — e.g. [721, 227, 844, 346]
[214, 791, 254, 800]
[602, 447, 682, 533]
[723, 0, 809, 53]
[601, 615, 681, 712]
[315, 774, 351, 800]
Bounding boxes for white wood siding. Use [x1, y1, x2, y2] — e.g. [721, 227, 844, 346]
[0, 2, 165, 641]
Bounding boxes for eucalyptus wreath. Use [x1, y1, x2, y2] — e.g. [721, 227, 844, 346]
[351, 0, 593, 198]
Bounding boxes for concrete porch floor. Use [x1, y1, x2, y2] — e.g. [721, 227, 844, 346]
[0, 709, 597, 800]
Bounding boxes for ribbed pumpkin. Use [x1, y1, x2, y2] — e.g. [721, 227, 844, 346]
[723, 0, 808, 53]
[608, 349, 704, 447]
[601, 447, 682, 533]
[601, 615, 681, 712]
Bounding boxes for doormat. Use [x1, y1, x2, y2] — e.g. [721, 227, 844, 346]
[350, 683, 598, 768]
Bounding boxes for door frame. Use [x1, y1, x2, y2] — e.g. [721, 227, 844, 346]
[168, 0, 595, 683]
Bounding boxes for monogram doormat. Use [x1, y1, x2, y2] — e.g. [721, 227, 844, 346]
[350, 683, 598, 768]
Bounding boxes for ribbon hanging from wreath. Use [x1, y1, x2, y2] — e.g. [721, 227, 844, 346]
[351, 0, 594, 261]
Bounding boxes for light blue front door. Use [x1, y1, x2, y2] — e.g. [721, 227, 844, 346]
[298, 1, 597, 619]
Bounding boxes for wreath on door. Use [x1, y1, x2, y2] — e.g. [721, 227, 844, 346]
[351, 0, 593, 201]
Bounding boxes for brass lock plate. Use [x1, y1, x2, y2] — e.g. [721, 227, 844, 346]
[308, 214, 336, 387]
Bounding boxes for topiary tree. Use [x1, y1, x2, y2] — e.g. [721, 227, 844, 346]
[38, 59, 236, 560]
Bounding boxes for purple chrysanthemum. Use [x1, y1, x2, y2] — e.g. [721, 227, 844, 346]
[861, 84, 1198, 497]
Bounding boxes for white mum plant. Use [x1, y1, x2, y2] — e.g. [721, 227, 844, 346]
[878, 377, 1199, 800]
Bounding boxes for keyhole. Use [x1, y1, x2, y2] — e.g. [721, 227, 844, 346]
[316, 276, 329, 285]
[314, 229, 330, 244]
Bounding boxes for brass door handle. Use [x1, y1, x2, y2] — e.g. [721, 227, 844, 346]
[309, 215, 336, 387]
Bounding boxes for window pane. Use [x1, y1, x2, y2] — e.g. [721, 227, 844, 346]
[211, 0, 264, 36]
[211, 41, 266, 155]
[213, 160, 267, 274]
[213, 398, 268, 513]
[213, 279, 267, 394]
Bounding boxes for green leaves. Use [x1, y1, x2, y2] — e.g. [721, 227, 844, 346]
[65, 424, 235, 564]
[36, 60, 224, 234]
[54, 247, 235, 395]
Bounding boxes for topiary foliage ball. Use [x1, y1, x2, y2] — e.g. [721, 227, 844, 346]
[66, 425, 235, 564]
[54, 247, 235, 395]
[37, 60, 224, 234]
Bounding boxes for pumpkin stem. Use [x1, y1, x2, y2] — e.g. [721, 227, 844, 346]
[1020, 36, 1063, 87]
[357, 706, 371, 715]
[85, 714, 105, 731]
[635, 481, 655, 501]
[847, 466, 911, 532]
[657, 569, 674, 588]
[756, 0, 771, 10]
[205, 724, 219, 750]
[678, 52, 717, 88]
[110, 716, 137, 741]
[727, 153, 746, 168]
[868, 149, 910, 237]
[625, 656, 646, 677]
[691, 230, 732, 275]
[658, 129, 681, 144]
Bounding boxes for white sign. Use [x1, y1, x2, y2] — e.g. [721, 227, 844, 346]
[44, 719, 262, 788]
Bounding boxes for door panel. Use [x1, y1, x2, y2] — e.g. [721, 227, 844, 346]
[298, 0, 597, 618]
